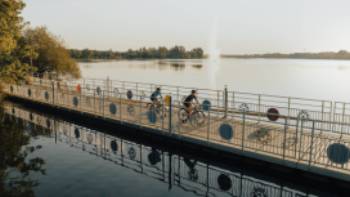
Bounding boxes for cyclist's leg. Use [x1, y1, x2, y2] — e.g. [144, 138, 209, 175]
[188, 104, 194, 116]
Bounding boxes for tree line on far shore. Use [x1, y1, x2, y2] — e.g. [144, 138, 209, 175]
[223, 50, 350, 60]
[69, 46, 204, 60]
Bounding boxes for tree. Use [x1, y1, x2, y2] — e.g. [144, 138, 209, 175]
[23, 27, 80, 78]
[0, 0, 34, 84]
[158, 47, 168, 59]
[190, 48, 204, 59]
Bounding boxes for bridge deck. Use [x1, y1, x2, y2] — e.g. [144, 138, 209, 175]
[4, 78, 350, 182]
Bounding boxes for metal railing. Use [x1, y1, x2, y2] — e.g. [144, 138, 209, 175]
[3, 104, 319, 197]
[4, 77, 350, 179]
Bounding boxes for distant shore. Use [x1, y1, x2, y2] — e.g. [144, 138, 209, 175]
[222, 50, 350, 60]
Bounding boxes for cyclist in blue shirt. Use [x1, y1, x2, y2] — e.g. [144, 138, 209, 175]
[150, 87, 162, 109]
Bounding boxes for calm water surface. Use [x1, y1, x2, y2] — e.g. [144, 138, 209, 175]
[79, 58, 350, 102]
[1, 102, 344, 197]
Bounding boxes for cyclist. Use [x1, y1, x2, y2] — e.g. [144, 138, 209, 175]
[183, 90, 199, 116]
[150, 87, 162, 110]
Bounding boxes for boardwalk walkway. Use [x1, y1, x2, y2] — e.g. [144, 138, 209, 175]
[3, 77, 350, 182]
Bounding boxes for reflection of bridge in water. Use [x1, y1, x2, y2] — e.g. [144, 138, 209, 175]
[4, 103, 324, 197]
[4, 77, 350, 183]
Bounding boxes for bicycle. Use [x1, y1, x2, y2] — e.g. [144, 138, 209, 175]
[147, 100, 166, 119]
[178, 104, 206, 127]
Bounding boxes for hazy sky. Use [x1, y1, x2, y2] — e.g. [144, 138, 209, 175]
[23, 0, 350, 54]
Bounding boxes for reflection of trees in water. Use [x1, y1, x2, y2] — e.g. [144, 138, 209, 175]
[192, 64, 203, 69]
[0, 107, 46, 197]
[170, 63, 185, 71]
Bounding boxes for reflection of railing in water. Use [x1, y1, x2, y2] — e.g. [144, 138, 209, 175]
[4, 104, 318, 197]
[4, 77, 350, 182]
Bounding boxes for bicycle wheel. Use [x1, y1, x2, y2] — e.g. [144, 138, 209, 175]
[190, 111, 206, 127]
[178, 108, 188, 123]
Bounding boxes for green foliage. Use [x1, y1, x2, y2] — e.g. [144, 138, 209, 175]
[0, 0, 80, 86]
[23, 27, 81, 78]
[69, 46, 204, 60]
[0, 0, 34, 84]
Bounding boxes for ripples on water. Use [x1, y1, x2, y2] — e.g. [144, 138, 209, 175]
[0, 102, 346, 197]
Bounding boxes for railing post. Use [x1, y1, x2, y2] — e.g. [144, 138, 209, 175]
[232, 91, 235, 110]
[93, 90, 96, 114]
[207, 110, 211, 141]
[287, 97, 291, 119]
[176, 87, 180, 102]
[224, 85, 228, 118]
[51, 80, 55, 105]
[341, 102, 346, 137]
[308, 121, 315, 166]
[217, 90, 220, 107]
[168, 96, 172, 133]
[139, 92, 142, 125]
[321, 101, 325, 132]
[119, 92, 122, 121]
[282, 118, 288, 160]
[241, 112, 246, 151]
[102, 90, 105, 117]
[258, 94, 261, 122]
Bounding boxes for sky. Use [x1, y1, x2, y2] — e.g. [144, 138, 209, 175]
[22, 0, 350, 54]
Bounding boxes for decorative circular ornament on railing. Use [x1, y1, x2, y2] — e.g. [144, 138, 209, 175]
[202, 100, 211, 111]
[87, 134, 93, 144]
[147, 110, 157, 123]
[217, 174, 232, 191]
[219, 123, 234, 140]
[74, 128, 80, 139]
[327, 143, 350, 164]
[111, 140, 118, 152]
[127, 105, 135, 115]
[267, 108, 279, 121]
[127, 90, 133, 100]
[298, 110, 310, 121]
[239, 103, 249, 112]
[128, 147, 136, 160]
[109, 103, 117, 115]
[148, 149, 161, 165]
[10, 86, 14, 93]
[27, 89, 32, 97]
[96, 86, 101, 95]
[46, 119, 51, 128]
[44, 91, 49, 100]
[73, 97, 79, 107]
[251, 187, 268, 197]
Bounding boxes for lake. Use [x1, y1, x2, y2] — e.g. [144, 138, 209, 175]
[1, 101, 345, 197]
[80, 58, 350, 102]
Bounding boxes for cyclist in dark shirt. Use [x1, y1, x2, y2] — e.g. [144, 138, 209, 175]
[183, 90, 199, 116]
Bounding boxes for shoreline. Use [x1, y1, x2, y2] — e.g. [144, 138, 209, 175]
[76, 57, 350, 63]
